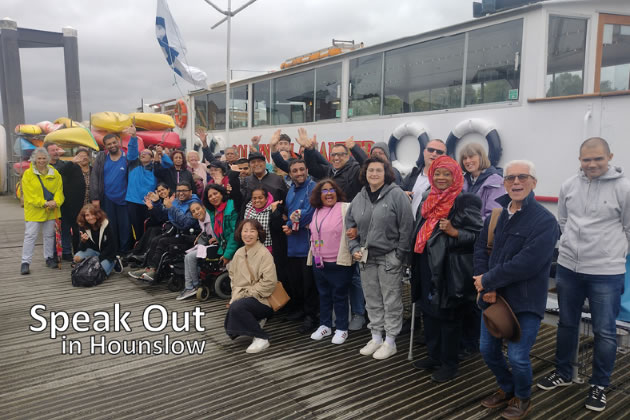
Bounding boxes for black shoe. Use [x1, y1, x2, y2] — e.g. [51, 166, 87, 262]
[412, 357, 441, 371]
[458, 348, 479, 361]
[431, 366, 459, 383]
[20, 263, 30, 275]
[62, 253, 73, 262]
[286, 310, 305, 322]
[46, 258, 58, 269]
[585, 385, 606, 412]
[298, 316, 316, 334]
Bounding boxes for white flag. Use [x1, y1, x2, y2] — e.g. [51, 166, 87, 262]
[156, 0, 208, 88]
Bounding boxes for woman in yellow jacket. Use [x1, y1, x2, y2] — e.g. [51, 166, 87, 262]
[21, 147, 64, 275]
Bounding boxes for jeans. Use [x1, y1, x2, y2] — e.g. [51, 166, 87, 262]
[102, 196, 130, 253]
[60, 217, 74, 255]
[75, 248, 114, 275]
[313, 262, 353, 331]
[480, 311, 541, 399]
[555, 265, 625, 387]
[350, 263, 366, 316]
[22, 220, 56, 264]
[184, 251, 201, 291]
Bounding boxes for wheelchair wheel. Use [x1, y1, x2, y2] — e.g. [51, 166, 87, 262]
[196, 286, 211, 301]
[167, 274, 183, 292]
[213, 272, 231, 299]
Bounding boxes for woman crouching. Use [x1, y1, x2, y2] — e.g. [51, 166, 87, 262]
[74, 204, 120, 276]
[225, 219, 278, 354]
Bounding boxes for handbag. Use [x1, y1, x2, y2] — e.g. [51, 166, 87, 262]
[71, 256, 106, 287]
[37, 175, 55, 201]
[245, 252, 289, 312]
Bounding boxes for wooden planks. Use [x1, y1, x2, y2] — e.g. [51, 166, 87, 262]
[0, 195, 629, 419]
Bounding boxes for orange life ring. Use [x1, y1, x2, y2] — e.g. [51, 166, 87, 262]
[174, 99, 188, 128]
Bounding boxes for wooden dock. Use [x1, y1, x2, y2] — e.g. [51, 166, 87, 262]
[1, 195, 629, 419]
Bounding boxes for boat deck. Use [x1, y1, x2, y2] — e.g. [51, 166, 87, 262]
[1, 195, 629, 419]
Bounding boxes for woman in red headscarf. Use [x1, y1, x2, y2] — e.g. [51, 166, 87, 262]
[410, 155, 483, 383]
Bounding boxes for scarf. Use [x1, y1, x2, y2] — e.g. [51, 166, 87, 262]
[213, 201, 228, 238]
[253, 192, 274, 213]
[414, 155, 463, 253]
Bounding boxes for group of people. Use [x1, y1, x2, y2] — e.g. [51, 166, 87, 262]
[19, 125, 629, 418]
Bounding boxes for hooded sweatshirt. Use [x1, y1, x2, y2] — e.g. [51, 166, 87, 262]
[346, 183, 414, 260]
[463, 166, 505, 220]
[557, 166, 630, 275]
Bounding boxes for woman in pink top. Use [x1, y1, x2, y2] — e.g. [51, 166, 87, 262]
[308, 179, 354, 345]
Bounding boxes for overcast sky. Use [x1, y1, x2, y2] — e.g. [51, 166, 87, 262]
[1, 0, 473, 125]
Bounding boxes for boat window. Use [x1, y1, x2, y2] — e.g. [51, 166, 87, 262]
[207, 92, 226, 131]
[465, 19, 523, 105]
[272, 70, 314, 125]
[384, 34, 465, 113]
[595, 14, 630, 92]
[315, 63, 342, 121]
[230, 85, 248, 129]
[546, 16, 587, 97]
[349, 52, 382, 117]
[253, 80, 270, 127]
[194, 94, 208, 130]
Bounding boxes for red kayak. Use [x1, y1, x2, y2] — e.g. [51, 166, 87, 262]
[138, 131, 181, 149]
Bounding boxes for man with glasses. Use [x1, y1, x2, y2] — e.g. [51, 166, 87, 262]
[129, 181, 200, 282]
[402, 139, 447, 218]
[295, 128, 366, 330]
[473, 160, 559, 419]
[537, 138, 630, 412]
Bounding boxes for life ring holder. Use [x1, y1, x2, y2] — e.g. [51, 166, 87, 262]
[388, 122, 429, 175]
[174, 99, 188, 129]
[445, 118, 502, 166]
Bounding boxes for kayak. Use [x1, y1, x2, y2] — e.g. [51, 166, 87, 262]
[138, 130, 181, 148]
[129, 112, 175, 130]
[14, 124, 42, 136]
[44, 127, 100, 151]
[12, 160, 30, 174]
[91, 129, 145, 152]
[91, 112, 132, 132]
[53, 117, 82, 128]
[37, 121, 64, 134]
[13, 137, 36, 159]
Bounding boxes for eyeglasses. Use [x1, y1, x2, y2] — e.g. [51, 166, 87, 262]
[176, 189, 191, 193]
[504, 174, 533, 183]
[321, 188, 336, 194]
[330, 152, 348, 158]
[426, 147, 445, 155]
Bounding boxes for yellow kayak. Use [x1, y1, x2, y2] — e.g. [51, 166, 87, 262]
[44, 127, 100, 151]
[91, 112, 131, 132]
[128, 112, 175, 130]
[54, 117, 82, 128]
[14, 124, 42, 135]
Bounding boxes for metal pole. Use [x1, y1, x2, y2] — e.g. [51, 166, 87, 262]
[225, 0, 231, 144]
[408, 302, 416, 361]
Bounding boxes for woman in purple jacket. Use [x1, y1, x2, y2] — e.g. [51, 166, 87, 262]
[458, 143, 506, 359]
[459, 143, 505, 221]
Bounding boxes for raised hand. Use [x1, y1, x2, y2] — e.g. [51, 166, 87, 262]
[345, 136, 355, 150]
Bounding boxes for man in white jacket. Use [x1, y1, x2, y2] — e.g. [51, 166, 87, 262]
[537, 137, 630, 413]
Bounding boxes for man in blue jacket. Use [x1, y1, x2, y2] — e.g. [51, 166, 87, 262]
[128, 181, 200, 282]
[282, 159, 318, 333]
[537, 138, 630, 412]
[473, 160, 559, 420]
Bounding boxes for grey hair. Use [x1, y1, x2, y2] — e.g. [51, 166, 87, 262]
[505, 160, 537, 179]
[30, 147, 50, 164]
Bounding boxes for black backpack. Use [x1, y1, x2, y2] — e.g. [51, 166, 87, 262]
[71, 256, 106, 287]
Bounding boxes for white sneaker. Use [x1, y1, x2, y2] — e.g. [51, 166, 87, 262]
[373, 342, 397, 360]
[359, 339, 383, 356]
[310, 325, 332, 341]
[176, 288, 197, 301]
[246, 337, 270, 353]
[331, 330, 348, 345]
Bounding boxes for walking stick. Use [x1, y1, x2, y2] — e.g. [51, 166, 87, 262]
[408, 302, 416, 361]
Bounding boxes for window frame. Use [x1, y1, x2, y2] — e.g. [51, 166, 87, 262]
[594, 13, 630, 94]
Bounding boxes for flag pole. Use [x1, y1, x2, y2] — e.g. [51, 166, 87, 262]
[204, 0, 259, 146]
